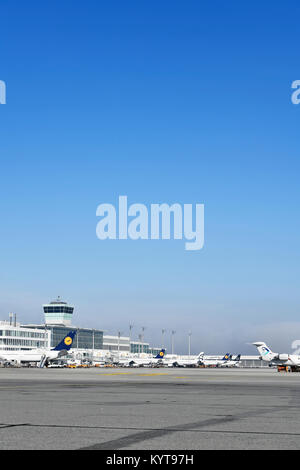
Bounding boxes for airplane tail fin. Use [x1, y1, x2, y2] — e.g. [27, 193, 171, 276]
[222, 353, 231, 361]
[235, 354, 241, 362]
[252, 342, 276, 361]
[52, 331, 76, 352]
[155, 349, 165, 359]
[197, 352, 204, 360]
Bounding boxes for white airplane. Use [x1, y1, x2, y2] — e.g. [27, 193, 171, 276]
[253, 342, 300, 368]
[117, 349, 166, 367]
[199, 353, 231, 367]
[219, 354, 241, 368]
[166, 352, 204, 367]
[0, 331, 77, 368]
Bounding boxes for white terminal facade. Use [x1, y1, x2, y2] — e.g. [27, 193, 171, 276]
[0, 315, 50, 352]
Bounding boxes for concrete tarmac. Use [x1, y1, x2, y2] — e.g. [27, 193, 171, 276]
[0, 367, 300, 450]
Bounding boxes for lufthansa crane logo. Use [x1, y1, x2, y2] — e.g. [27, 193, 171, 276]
[160, 352, 164, 357]
[64, 337, 73, 346]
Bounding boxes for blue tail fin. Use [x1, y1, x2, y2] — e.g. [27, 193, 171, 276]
[235, 354, 241, 361]
[222, 353, 231, 361]
[52, 331, 76, 351]
[155, 349, 165, 359]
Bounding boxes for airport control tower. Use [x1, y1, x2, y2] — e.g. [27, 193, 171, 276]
[43, 297, 74, 326]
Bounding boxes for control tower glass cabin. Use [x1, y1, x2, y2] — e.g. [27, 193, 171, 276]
[43, 297, 74, 326]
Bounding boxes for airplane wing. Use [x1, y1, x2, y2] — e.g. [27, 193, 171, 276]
[57, 350, 69, 357]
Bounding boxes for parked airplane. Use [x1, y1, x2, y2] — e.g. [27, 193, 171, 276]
[199, 353, 231, 367]
[117, 349, 166, 367]
[253, 342, 300, 368]
[0, 331, 77, 368]
[219, 354, 241, 368]
[166, 352, 204, 367]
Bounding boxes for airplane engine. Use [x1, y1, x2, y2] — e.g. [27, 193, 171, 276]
[278, 354, 289, 361]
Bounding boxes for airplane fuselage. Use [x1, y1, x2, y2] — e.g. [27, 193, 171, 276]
[0, 349, 63, 364]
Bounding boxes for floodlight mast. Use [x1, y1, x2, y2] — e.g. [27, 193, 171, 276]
[141, 327, 146, 354]
[162, 329, 166, 349]
[171, 330, 176, 355]
[188, 331, 192, 357]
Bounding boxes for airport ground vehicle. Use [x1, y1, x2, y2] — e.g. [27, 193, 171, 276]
[277, 365, 289, 372]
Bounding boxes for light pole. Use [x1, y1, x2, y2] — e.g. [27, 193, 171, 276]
[171, 330, 176, 355]
[188, 331, 192, 357]
[92, 329, 95, 364]
[138, 333, 142, 355]
[141, 326, 146, 354]
[117, 331, 122, 356]
[162, 329, 166, 349]
[129, 324, 134, 354]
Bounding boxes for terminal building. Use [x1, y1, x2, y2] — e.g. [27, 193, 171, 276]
[130, 340, 162, 356]
[0, 316, 50, 352]
[20, 297, 161, 358]
[24, 298, 105, 356]
[0, 297, 264, 366]
[103, 335, 130, 352]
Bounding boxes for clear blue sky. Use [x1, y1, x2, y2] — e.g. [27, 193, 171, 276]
[0, 1, 300, 353]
